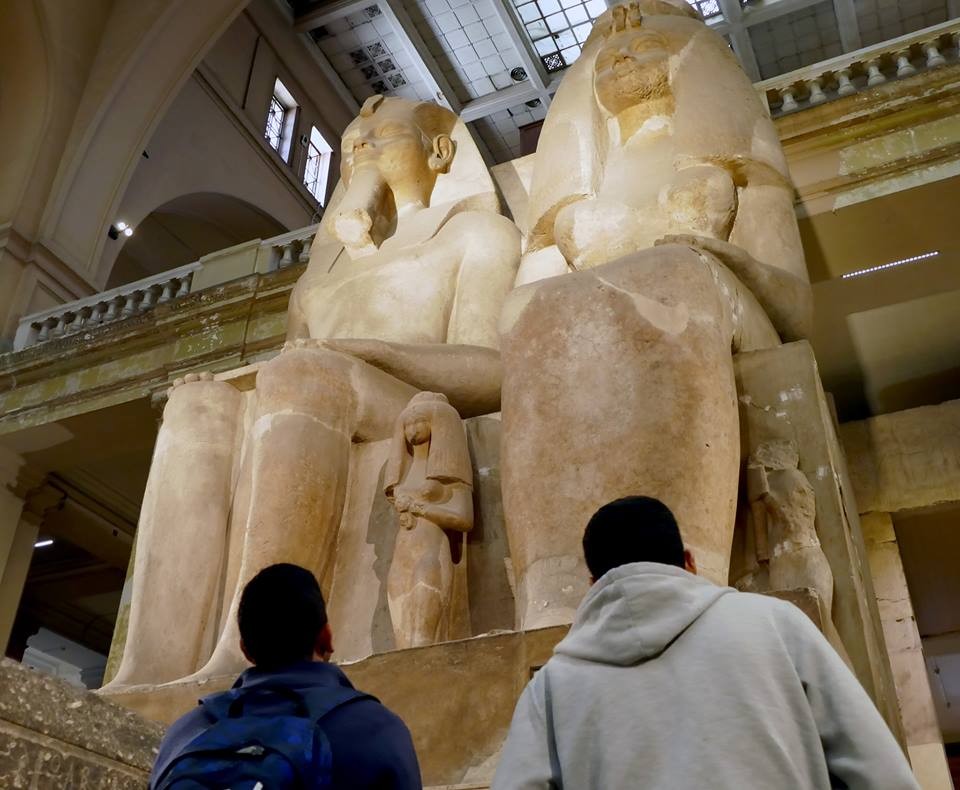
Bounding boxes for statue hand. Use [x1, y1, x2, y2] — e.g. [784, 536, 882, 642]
[409, 500, 426, 517]
[282, 338, 322, 353]
[320, 337, 394, 366]
[399, 512, 416, 530]
[394, 493, 413, 512]
[169, 370, 214, 394]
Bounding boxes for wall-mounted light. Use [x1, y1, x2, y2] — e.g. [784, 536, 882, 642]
[108, 221, 134, 240]
[34, 539, 54, 549]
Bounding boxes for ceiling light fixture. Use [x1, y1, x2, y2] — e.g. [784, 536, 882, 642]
[34, 539, 54, 548]
[841, 251, 939, 280]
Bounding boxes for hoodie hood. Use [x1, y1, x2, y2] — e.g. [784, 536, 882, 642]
[555, 562, 733, 666]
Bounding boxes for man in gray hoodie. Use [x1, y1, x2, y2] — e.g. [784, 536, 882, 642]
[493, 496, 919, 789]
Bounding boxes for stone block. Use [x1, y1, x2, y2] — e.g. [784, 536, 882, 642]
[0, 658, 161, 787]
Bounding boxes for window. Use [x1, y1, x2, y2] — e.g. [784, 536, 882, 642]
[303, 127, 333, 205]
[265, 78, 298, 161]
[513, 0, 608, 75]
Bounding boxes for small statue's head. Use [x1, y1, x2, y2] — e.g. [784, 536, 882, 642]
[340, 96, 457, 201]
[587, 1, 699, 118]
[401, 391, 450, 447]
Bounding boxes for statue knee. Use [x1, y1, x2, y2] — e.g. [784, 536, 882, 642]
[164, 374, 242, 439]
[256, 346, 358, 418]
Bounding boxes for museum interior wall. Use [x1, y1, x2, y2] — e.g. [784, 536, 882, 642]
[1, 0, 960, 787]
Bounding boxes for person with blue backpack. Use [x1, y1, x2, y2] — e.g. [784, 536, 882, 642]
[150, 563, 422, 789]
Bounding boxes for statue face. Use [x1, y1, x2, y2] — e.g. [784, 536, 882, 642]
[593, 27, 672, 117]
[403, 405, 433, 446]
[340, 102, 447, 199]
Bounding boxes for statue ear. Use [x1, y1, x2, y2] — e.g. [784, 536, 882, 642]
[429, 134, 456, 174]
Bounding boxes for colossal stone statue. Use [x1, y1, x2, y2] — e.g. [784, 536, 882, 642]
[498, 0, 814, 627]
[104, 96, 519, 689]
[384, 392, 473, 649]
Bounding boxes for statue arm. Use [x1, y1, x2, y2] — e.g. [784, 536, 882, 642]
[656, 234, 813, 341]
[322, 338, 502, 418]
[413, 483, 473, 532]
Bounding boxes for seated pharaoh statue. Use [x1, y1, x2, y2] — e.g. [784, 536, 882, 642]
[103, 96, 520, 689]
[497, 0, 815, 628]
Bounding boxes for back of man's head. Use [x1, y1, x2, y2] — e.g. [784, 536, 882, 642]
[238, 563, 328, 669]
[582, 496, 686, 580]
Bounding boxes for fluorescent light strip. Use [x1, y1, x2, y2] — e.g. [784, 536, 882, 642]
[34, 539, 54, 548]
[842, 251, 939, 280]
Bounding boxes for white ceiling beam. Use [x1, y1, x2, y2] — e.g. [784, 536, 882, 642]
[487, 0, 552, 102]
[716, 0, 761, 82]
[741, 0, 825, 28]
[832, 0, 863, 52]
[459, 82, 541, 122]
[381, 0, 463, 112]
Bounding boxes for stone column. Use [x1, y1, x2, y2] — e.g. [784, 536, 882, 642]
[0, 448, 35, 653]
[862, 512, 953, 790]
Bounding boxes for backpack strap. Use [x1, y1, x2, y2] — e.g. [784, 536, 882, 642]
[299, 685, 377, 723]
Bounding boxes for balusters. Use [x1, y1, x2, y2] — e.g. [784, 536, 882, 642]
[780, 88, 798, 112]
[895, 50, 917, 78]
[103, 296, 121, 323]
[806, 78, 827, 105]
[836, 69, 856, 97]
[140, 285, 161, 311]
[35, 317, 57, 343]
[924, 41, 946, 68]
[159, 279, 177, 303]
[176, 275, 191, 298]
[121, 292, 140, 318]
[87, 303, 104, 328]
[298, 235, 314, 264]
[278, 242, 296, 269]
[866, 59, 887, 86]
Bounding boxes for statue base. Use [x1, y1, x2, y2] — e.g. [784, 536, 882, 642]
[0, 658, 161, 787]
[99, 588, 833, 788]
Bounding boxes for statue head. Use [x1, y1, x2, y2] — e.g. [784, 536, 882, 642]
[320, 97, 499, 259]
[384, 392, 472, 497]
[340, 95, 457, 213]
[585, 2, 702, 126]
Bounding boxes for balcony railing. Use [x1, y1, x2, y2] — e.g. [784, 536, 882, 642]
[759, 19, 960, 118]
[13, 225, 319, 352]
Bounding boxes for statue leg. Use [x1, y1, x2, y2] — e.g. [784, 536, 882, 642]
[192, 347, 416, 678]
[387, 521, 454, 649]
[501, 244, 778, 629]
[103, 377, 243, 688]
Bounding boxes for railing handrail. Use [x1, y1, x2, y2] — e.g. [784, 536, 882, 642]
[18, 261, 202, 327]
[260, 223, 320, 249]
[758, 18, 960, 93]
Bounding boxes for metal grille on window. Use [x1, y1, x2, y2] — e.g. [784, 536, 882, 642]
[265, 96, 286, 151]
[513, 0, 608, 74]
[686, 0, 723, 20]
[304, 142, 324, 202]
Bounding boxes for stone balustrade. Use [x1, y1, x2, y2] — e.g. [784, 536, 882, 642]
[12, 225, 319, 352]
[759, 19, 960, 117]
[13, 262, 201, 352]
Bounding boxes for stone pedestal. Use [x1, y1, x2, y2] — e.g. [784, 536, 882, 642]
[0, 658, 161, 787]
[733, 340, 904, 738]
[102, 626, 567, 788]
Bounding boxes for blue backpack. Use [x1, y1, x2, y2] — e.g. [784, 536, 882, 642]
[154, 684, 372, 789]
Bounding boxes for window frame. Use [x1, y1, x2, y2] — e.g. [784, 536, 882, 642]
[264, 78, 298, 162]
[303, 126, 333, 206]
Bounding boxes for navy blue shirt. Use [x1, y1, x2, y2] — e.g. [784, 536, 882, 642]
[150, 661, 422, 789]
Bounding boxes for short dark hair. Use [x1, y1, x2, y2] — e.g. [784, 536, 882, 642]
[582, 496, 685, 579]
[238, 564, 328, 669]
